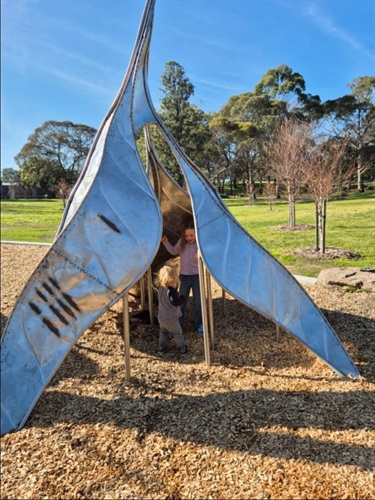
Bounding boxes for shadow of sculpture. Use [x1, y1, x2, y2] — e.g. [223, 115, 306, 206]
[29, 387, 373, 469]
[111, 295, 374, 379]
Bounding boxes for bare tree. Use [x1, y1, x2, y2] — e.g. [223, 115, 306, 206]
[264, 119, 311, 228]
[305, 137, 351, 254]
[263, 181, 277, 211]
[55, 179, 72, 208]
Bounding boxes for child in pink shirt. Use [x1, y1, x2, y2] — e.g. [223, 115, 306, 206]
[161, 221, 203, 334]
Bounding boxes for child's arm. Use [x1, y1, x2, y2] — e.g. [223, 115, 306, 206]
[167, 286, 185, 306]
[161, 236, 181, 256]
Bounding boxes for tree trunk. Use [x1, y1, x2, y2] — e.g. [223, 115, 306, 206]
[357, 161, 364, 192]
[288, 193, 296, 228]
[259, 176, 263, 195]
[321, 200, 327, 254]
[248, 184, 255, 205]
[316, 199, 327, 254]
[315, 204, 319, 251]
[275, 179, 281, 199]
[248, 169, 255, 205]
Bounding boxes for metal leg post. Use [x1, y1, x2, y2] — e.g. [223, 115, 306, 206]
[147, 266, 154, 326]
[123, 293, 131, 382]
[140, 275, 145, 310]
[222, 288, 226, 316]
[198, 254, 210, 367]
[205, 268, 215, 349]
[275, 324, 281, 343]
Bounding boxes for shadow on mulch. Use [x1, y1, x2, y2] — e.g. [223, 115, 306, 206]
[48, 347, 101, 386]
[1, 312, 9, 333]
[113, 296, 375, 381]
[30, 387, 374, 469]
[4, 294, 372, 469]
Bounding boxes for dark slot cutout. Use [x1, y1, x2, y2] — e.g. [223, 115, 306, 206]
[49, 305, 69, 326]
[42, 318, 61, 337]
[48, 277, 61, 290]
[35, 290, 48, 302]
[29, 302, 41, 315]
[42, 282, 54, 295]
[62, 293, 81, 312]
[98, 214, 121, 233]
[57, 298, 76, 319]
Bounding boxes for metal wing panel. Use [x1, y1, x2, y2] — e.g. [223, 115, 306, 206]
[1, 0, 161, 436]
[150, 120, 360, 379]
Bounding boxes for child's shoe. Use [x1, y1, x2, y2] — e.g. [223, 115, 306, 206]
[180, 345, 188, 357]
[157, 346, 168, 356]
[196, 326, 204, 335]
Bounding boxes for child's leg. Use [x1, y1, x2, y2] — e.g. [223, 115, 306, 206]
[162, 320, 186, 350]
[191, 274, 203, 330]
[179, 275, 191, 329]
[158, 323, 169, 351]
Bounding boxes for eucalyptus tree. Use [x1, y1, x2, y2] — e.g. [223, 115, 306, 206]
[207, 115, 235, 193]
[255, 64, 326, 122]
[155, 61, 211, 185]
[323, 76, 375, 191]
[1, 168, 20, 183]
[15, 120, 96, 192]
[211, 90, 288, 202]
[254, 64, 306, 105]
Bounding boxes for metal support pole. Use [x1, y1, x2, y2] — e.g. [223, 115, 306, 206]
[140, 275, 145, 310]
[198, 254, 210, 367]
[205, 268, 215, 349]
[147, 266, 154, 326]
[123, 293, 131, 382]
[275, 324, 281, 343]
[222, 288, 226, 316]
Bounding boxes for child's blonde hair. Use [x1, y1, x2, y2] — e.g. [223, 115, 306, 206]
[158, 265, 179, 288]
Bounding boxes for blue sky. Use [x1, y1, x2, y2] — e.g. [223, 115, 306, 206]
[1, 0, 374, 170]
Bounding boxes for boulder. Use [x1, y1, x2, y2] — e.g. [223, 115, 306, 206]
[317, 267, 375, 292]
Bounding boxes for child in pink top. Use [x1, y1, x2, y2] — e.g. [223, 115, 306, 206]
[161, 221, 203, 334]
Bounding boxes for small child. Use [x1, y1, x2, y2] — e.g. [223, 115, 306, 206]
[161, 220, 203, 334]
[157, 265, 188, 357]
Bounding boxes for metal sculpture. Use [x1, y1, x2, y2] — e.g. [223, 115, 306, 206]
[1, 0, 360, 436]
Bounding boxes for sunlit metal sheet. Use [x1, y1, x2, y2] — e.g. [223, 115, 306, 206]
[1, 0, 161, 436]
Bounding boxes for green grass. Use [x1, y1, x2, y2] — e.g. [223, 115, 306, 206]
[1, 199, 64, 243]
[226, 191, 375, 276]
[1, 192, 374, 277]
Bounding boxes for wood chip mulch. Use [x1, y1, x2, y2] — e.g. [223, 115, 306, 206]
[1, 243, 374, 499]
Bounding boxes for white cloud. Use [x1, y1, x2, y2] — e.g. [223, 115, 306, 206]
[306, 2, 374, 60]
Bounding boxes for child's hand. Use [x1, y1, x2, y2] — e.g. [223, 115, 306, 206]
[161, 235, 168, 244]
[193, 253, 198, 261]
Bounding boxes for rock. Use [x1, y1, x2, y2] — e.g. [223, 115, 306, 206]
[317, 267, 375, 292]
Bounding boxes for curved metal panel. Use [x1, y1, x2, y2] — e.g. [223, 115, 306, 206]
[144, 126, 193, 271]
[1, 0, 161, 436]
[146, 121, 360, 379]
[126, 46, 360, 378]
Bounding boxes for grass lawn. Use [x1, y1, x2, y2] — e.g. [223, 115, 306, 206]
[1, 191, 374, 277]
[1, 199, 64, 243]
[227, 190, 374, 276]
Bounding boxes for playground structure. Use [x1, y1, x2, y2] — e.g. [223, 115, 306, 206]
[0, 0, 360, 437]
